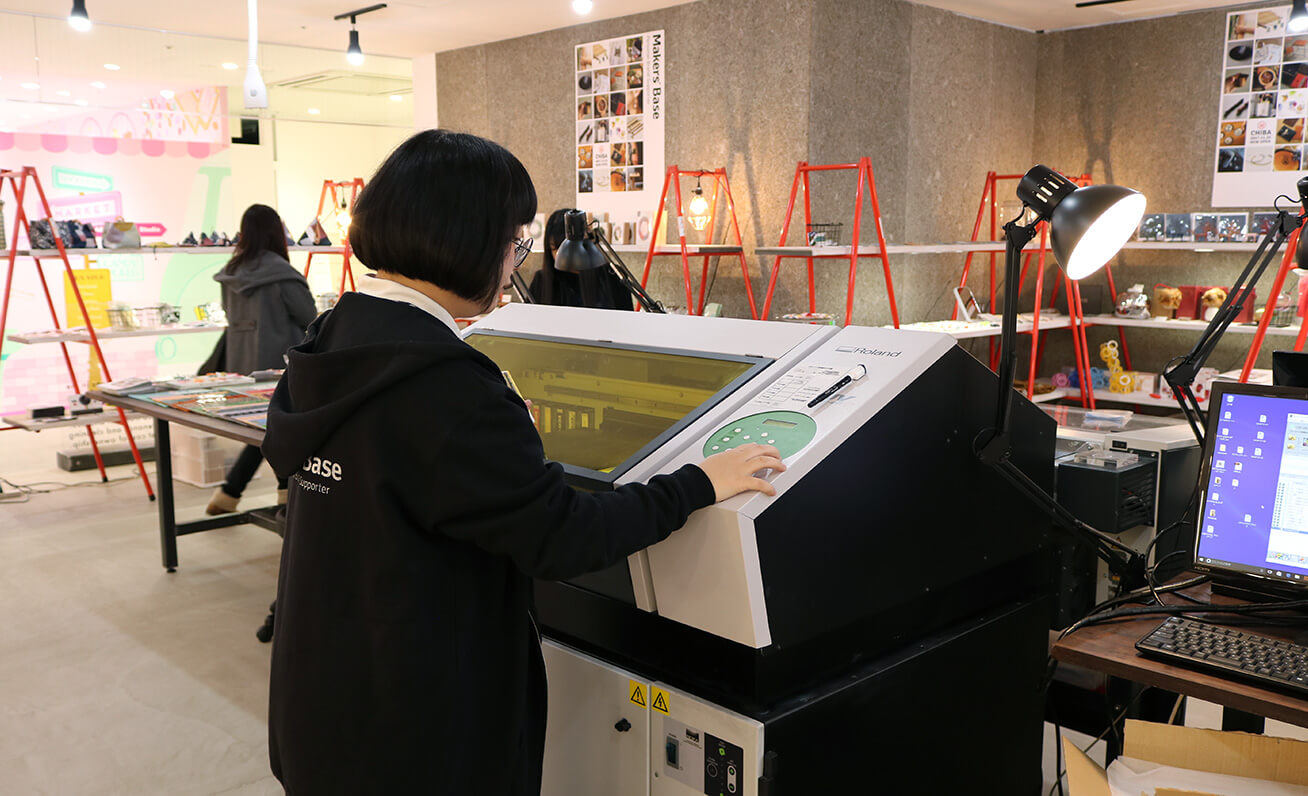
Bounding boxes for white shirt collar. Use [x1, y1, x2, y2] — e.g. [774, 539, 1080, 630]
[356, 274, 462, 336]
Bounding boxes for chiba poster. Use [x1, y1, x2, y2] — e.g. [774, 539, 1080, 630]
[574, 30, 665, 228]
[1213, 6, 1308, 205]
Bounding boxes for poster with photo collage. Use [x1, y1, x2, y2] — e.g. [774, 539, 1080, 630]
[575, 30, 664, 229]
[1214, 6, 1308, 205]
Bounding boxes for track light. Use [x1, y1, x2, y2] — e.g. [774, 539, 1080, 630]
[335, 4, 387, 67]
[69, 0, 91, 32]
[346, 29, 364, 66]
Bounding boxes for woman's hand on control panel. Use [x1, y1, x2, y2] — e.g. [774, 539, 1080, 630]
[698, 443, 786, 502]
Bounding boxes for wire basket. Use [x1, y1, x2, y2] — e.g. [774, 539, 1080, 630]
[132, 305, 166, 328]
[805, 222, 843, 248]
[107, 305, 137, 331]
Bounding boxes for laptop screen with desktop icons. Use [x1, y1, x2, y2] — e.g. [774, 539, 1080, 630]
[1194, 382, 1308, 592]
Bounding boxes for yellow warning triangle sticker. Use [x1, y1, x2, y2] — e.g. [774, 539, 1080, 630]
[651, 688, 670, 715]
[629, 681, 647, 708]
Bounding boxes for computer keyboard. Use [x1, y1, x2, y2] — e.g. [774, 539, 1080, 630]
[1136, 616, 1308, 698]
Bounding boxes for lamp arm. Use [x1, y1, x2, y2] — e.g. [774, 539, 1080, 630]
[589, 223, 667, 313]
[1163, 210, 1304, 443]
[978, 215, 1040, 462]
[991, 456, 1148, 587]
[976, 212, 1147, 588]
[509, 271, 535, 304]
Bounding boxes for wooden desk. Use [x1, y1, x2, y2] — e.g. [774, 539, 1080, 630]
[1052, 582, 1308, 730]
[90, 390, 280, 572]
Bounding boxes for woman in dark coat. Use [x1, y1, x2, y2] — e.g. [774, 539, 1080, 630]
[527, 207, 634, 309]
[260, 130, 783, 794]
[206, 204, 317, 515]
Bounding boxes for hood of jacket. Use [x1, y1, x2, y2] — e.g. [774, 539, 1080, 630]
[214, 250, 306, 295]
[261, 292, 494, 477]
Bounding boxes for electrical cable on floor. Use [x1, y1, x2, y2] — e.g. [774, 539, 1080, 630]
[0, 472, 142, 502]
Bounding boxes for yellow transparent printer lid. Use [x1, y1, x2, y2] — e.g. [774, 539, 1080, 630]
[464, 331, 768, 487]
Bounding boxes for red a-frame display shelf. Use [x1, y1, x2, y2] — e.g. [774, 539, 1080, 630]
[759, 158, 898, 327]
[0, 166, 155, 499]
[956, 170, 1130, 407]
[1237, 226, 1305, 380]
[302, 178, 364, 295]
[637, 166, 758, 318]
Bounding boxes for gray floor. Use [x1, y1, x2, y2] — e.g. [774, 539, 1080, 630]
[2, 431, 283, 795]
[5, 432, 1308, 794]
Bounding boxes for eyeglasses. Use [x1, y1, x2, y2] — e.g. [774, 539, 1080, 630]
[512, 237, 533, 269]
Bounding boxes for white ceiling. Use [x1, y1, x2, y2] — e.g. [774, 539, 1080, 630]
[911, 0, 1248, 33]
[0, 1, 699, 58]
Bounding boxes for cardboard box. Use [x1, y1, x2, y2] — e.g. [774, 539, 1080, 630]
[1066, 719, 1308, 795]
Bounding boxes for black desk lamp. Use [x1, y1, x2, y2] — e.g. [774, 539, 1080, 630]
[976, 165, 1150, 585]
[555, 210, 665, 313]
[1163, 177, 1308, 444]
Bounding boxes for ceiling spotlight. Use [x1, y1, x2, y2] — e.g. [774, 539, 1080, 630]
[222, 62, 239, 70]
[390, 94, 403, 102]
[335, 4, 387, 67]
[20, 82, 39, 90]
[90, 80, 106, 89]
[103, 63, 119, 71]
[572, 0, 593, 13]
[56, 90, 71, 97]
[69, 0, 92, 32]
[74, 99, 88, 106]
[307, 108, 321, 115]
[160, 89, 175, 99]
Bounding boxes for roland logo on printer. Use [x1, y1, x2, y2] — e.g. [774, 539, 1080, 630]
[835, 346, 901, 357]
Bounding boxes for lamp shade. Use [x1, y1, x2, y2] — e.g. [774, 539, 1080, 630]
[1050, 185, 1147, 280]
[1016, 165, 1145, 281]
[555, 210, 606, 272]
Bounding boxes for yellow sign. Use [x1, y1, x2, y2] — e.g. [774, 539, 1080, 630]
[651, 687, 670, 715]
[629, 680, 647, 709]
[63, 268, 112, 329]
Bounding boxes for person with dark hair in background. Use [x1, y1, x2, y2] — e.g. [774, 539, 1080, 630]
[260, 129, 784, 794]
[205, 203, 316, 516]
[528, 207, 634, 309]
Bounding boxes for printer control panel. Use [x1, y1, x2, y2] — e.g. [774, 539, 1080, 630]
[702, 410, 817, 459]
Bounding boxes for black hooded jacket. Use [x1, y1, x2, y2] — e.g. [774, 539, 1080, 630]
[261, 291, 714, 794]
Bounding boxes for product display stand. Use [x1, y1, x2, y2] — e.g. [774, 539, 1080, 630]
[638, 166, 757, 318]
[759, 158, 898, 327]
[302, 178, 364, 295]
[0, 166, 155, 500]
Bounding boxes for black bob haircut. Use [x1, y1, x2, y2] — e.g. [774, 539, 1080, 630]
[349, 129, 537, 307]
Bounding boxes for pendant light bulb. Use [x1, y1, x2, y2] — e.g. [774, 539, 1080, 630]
[688, 179, 711, 230]
[69, 0, 92, 32]
[346, 27, 364, 66]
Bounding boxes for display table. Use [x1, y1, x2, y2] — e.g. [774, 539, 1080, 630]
[90, 390, 280, 572]
[1052, 581, 1308, 730]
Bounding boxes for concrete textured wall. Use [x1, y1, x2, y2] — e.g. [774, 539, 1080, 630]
[436, 0, 1289, 376]
[1035, 5, 1287, 376]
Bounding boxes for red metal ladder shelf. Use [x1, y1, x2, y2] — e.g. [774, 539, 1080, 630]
[956, 170, 1134, 408]
[302, 178, 364, 295]
[759, 158, 898, 327]
[638, 166, 759, 318]
[0, 166, 155, 499]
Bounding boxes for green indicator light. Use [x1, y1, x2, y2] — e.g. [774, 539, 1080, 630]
[719, 748, 725, 756]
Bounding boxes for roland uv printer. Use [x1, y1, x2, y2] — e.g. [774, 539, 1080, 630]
[463, 304, 1056, 794]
